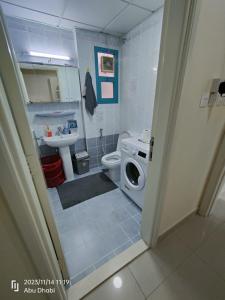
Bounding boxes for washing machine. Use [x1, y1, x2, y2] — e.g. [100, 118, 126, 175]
[120, 137, 150, 209]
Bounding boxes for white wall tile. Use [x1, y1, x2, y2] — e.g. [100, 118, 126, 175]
[120, 8, 163, 136]
[6, 16, 78, 66]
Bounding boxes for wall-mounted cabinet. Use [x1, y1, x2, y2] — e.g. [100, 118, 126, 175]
[57, 67, 81, 102]
[19, 63, 81, 103]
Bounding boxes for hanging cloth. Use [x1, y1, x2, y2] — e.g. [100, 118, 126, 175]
[83, 71, 97, 115]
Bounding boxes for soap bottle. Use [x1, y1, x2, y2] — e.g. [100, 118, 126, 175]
[45, 125, 52, 137]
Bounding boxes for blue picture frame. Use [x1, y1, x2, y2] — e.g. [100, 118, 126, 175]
[94, 46, 119, 104]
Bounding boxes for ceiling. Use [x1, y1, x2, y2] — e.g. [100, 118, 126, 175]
[0, 0, 164, 36]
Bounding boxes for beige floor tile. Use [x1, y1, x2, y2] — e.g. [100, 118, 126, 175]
[128, 250, 168, 297]
[174, 214, 219, 250]
[129, 234, 192, 297]
[148, 255, 225, 300]
[82, 267, 145, 300]
[196, 222, 225, 280]
[151, 233, 193, 272]
[210, 198, 225, 223]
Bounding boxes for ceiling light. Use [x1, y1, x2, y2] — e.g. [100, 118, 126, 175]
[113, 276, 123, 289]
[29, 51, 71, 61]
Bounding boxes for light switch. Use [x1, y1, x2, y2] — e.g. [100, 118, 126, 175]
[200, 94, 209, 107]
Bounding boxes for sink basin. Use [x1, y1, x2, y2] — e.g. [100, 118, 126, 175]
[43, 133, 79, 181]
[43, 133, 79, 148]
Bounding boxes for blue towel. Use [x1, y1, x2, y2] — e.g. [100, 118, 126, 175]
[83, 71, 97, 115]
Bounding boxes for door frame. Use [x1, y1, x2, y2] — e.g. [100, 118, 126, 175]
[198, 127, 225, 216]
[0, 0, 198, 298]
[141, 0, 199, 246]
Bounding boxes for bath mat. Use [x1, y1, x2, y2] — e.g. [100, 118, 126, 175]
[57, 172, 117, 209]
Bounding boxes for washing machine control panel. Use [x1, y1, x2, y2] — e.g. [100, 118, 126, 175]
[138, 151, 147, 158]
[121, 140, 149, 162]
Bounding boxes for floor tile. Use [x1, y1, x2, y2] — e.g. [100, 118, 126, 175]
[133, 213, 142, 225]
[196, 222, 225, 280]
[110, 207, 131, 224]
[48, 183, 141, 283]
[101, 226, 131, 252]
[210, 198, 225, 224]
[148, 255, 225, 300]
[174, 214, 219, 250]
[70, 266, 95, 286]
[65, 244, 95, 276]
[131, 234, 141, 243]
[94, 252, 115, 269]
[83, 268, 145, 300]
[121, 218, 140, 239]
[129, 250, 169, 297]
[125, 201, 141, 217]
[151, 233, 193, 274]
[114, 240, 133, 255]
[129, 234, 192, 297]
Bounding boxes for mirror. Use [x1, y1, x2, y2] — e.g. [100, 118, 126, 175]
[19, 63, 81, 103]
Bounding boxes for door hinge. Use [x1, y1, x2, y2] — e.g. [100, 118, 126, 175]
[149, 137, 154, 161]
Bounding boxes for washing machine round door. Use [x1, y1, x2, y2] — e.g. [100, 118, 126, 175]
[123, 158, 145, 190]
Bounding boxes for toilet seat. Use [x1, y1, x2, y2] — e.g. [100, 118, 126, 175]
[101, 151, 121, 168]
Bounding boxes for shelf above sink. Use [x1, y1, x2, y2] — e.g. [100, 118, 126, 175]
[35, 110, 76, 117]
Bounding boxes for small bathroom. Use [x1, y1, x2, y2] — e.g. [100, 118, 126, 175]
[3, 0, 164, 286]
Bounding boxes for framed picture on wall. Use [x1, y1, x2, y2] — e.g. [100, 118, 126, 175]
[94, 46, 119, 104]
[100, 55, 114, 73]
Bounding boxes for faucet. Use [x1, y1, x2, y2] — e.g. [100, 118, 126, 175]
[56, 126, 63, 136]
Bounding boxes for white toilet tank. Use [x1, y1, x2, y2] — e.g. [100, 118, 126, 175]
[117, 131, 133, 150]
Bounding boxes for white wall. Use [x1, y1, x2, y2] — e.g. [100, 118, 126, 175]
[159, 0, 225, 234]
[0, 188, 48, 299]
[120, 8, 163, 135]
[76, 29, 122, 139]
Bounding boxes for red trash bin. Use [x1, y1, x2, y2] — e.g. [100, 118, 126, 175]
[41, 154, 65, 188]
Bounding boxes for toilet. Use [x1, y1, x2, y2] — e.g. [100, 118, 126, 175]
[101, 131, 132, 183]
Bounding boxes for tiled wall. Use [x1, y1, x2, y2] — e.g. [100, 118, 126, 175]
[76, 29, 122, 139]
[120, 8, 163, 135]
[6, 16, 78, 66]
[87, 134, 119, 168]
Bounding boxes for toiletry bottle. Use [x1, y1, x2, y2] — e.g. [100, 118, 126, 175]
[45, 126, 52, 137]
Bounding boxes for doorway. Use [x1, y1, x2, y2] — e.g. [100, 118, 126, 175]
[0, 0, 197, 296]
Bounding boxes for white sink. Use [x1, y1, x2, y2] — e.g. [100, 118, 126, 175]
[43, 133, 79, 148]
[43, 133, 79, 181]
